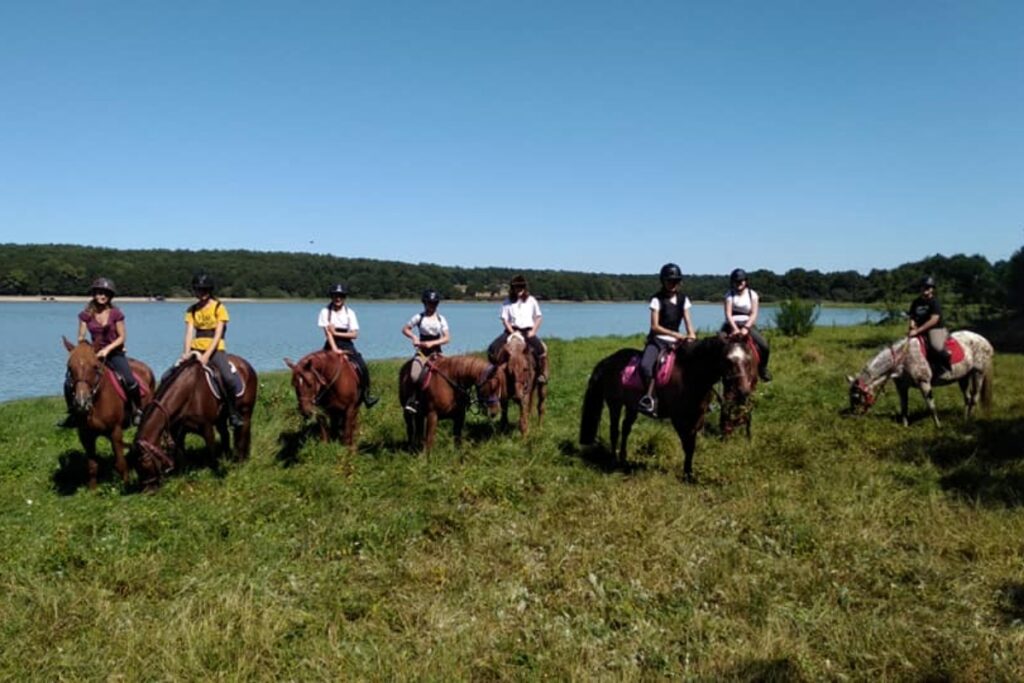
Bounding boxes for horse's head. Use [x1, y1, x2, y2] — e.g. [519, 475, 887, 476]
[284, 355, 327, 418]
[720, 333, 757, 399]
[847, 375, 877, 414]
[498, 339, 534, 403]
[63, 336, 103, 414]
[475, 362, 505, 418]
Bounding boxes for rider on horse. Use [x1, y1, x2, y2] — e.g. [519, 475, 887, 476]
[722, 268, 772, 381]
[319, 283, 379, 408]
[908, 275, 951, 371]
[401, 288, 451, 414]
[638, 266, 696, 417]
[61, 277, 144, 426]
[181, 273, 244, 427]
[487, 274, 548, 383]
[638, 263, 696, 417]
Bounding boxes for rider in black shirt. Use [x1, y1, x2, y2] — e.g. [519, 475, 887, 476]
[908, 276, 950, 370]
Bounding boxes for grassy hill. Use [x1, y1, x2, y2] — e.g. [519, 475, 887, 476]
[1, 325, 1022, 679]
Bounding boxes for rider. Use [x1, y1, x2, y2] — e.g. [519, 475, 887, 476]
[319, 283, 379, 408]
[487, 274, 549, 383]
[181, 273, 244, 427]
[61, 277, 144, 426]
[722, 268, 772, 382]
[401, 288, 451, 413]
[908, 275, 951, 371]
[638, 263, 696, 417]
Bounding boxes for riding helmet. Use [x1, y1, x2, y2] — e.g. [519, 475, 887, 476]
[421, 288, 441, 305]
[659, 263, 683, 282]
[510, 274, 528, 290]
[920, 275, 936, 289]
[90, 277, 117, 296]
[191, 273, 215, 291]
[730, 268, 748, 285]
[328, 283, 349, 297]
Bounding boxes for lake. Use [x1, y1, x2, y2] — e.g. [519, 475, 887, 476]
[1, 300, 880, 402]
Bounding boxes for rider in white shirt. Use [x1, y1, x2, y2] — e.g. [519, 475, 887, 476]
[487, 274, 548, 383]
[722, 268, 772, 381]
[401, 288, 451, 413]
[318, 283, 378, 407]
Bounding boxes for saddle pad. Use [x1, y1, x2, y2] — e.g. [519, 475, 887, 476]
[203, 362, 246, 399]
[621, 351, 676, 391]
[104, 367, 150, 403]
[914, 336, 965, 365]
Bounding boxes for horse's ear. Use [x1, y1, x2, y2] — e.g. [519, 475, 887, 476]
[845, 375, 856, 385]
[62, 336, 75, 352]
[284, 357, 296, 370]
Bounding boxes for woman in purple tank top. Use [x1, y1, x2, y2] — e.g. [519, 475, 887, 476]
[60, 277, 143, 426]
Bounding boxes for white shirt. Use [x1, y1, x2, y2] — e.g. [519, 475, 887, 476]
[501, 295, 542, 329]
[407, 312, 449, 338]
[725, 288, 759, 325]
[317, 304, 359, 332]
[650, 294, 692, 343]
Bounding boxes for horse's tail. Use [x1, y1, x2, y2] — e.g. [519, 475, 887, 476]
[980, 360, 994, 413]
[579, 359, 608, 445]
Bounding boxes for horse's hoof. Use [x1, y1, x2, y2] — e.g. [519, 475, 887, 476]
[681, 472, 697, 484]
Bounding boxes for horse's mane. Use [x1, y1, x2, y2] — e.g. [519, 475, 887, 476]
[438, 354, 491, 382]
[151, 358, 201, 403]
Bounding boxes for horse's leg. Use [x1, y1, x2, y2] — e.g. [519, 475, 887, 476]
[619, 408, 638, 465]
[745, 407, 752, 440]
[344, 408, 359, 452]
[535, 383, 546, 427]
[424, 410, 439, 452]
[202, 423, 219, 469]
[110, 425, 129, 485]
[404, 410, 415, 449]
[500, 398, 510, 431]
[519, 395, 531, 437]
[317, 414, 329, 443]
[896, 381, 910, 427]
[80, 430, 99, 490]
[235, 415, 253, 461]
[453, 408, 466, 447]
[608, 400, 622, 455]
[958, 376, 972, 419]
[672, 413, 698, 482]
[920, 381, 940, 427]
[217, 419, 231, 456]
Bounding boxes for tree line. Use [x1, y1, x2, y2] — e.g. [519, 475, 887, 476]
[0, 243, 1019, 311]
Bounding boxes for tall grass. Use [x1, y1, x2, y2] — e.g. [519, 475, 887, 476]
[774, 299, 820, 336]
[1, 326, 1022, 679]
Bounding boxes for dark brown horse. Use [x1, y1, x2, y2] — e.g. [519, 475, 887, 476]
[62, 337, 155, 489]
[284, 350, 361, 447]
[719, 333, 759, 438]
[579, 335, 750, 481]
[133, 354, 258, 488]
[491, 332, 547, 436]
[398, 354, 504, 452]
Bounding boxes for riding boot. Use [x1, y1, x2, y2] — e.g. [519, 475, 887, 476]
[223, 390, 244, 428]
[759, 365, 773, 382]
[404, 395, 419, 414]
[536, 354, 549, 384]
[938, 349, 953, 373]
[638, 381, 657, 417]
[362, 380, 380, 409]
[126, 384, 144, 426]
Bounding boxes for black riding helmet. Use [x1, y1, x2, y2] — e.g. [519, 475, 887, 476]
[920, 275, 936, 289]
[510, 274, 528, 290]
[90, 277, 116, 296]
[328, 283, 349, 297]
[192, 273, 214, 292]
[730, 268, 748, 285]
[659, 263, 683, 282]
[421, 288, 441, 305]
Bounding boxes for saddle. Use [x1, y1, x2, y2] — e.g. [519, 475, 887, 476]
[914, 336, 964, 366]
[104, 366, 150, 403]
[201, 362, 246, 400]
[621, 348, 676, 391]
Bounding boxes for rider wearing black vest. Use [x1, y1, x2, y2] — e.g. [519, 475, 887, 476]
[638, 263, 696, 417]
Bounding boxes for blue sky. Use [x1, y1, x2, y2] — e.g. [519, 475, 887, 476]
[1, 1, 1021, 275]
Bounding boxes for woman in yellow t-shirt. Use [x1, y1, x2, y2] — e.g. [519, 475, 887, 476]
[180, 273, 243, 426]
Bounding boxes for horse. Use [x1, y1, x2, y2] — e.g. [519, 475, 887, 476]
[847, 330, 994, 426]
[398, 354, 504, 452]
[491, 332, 547, 436]
[61, 337, 155, 489]
[579, 335, 751, 481]
[284, 350, 361, 447]
[719, 333, 760, 438]
[133, 354, 258, 489]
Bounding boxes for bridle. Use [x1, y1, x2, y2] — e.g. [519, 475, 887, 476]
[68, 358, 105, 407]
[427, 357, 501, 414]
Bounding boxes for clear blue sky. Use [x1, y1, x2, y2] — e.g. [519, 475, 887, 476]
[1, 1, 1021, 275]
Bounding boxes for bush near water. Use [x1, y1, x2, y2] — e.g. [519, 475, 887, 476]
[2, 324, 1023, 679]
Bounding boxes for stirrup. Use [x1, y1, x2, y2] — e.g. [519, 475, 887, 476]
[364, 394, 380, 408]
[637, 395, 657, 417]
[404, 400, 418, 414]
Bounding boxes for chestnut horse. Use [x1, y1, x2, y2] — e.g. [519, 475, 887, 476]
[284, 350, 361, 447]
[491, 332, 547, 436]
[719, 333, 760, 438]
[133, 354, 258, 488]
[62, 337, 155, 489]
[398, 354, 504, 452]
[579, 335, 751, 481]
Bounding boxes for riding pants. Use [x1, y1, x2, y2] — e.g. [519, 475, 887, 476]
[720, 323, 770, 372]
[640, 337, 674, 385]
[208, 350, 242, 396]
[409, 349, 440, 384]
[488, 328, 545, 362]
[925, 327, 949, 356]
[104, 351, 138, 390]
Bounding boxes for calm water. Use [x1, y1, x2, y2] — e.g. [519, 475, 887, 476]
[1, 301, 880, 403]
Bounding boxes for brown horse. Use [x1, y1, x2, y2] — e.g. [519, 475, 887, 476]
[133, 354, 258, 489]
[62, 337, 155, 489]
[284, 350, 361, 447]
[579, 335, 749, 481]
[491, 332, 547, 436]
[398, 354, 504, 452]
[719, 333, 759, 438]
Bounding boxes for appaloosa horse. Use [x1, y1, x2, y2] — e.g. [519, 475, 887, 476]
[847, 330, 994, 426]
[133, 354, 258, 488]
[285, 350, 362, 447]
[579, 335, 751, 481]
[491, 332, 547, 436]
[719, 333, 760, 438]
[62, 337, 155, 489]
[398, 354, 503, 452]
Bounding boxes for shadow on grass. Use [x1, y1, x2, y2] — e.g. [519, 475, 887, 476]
[716, 655, 806, 682]
[996, 582, 1024, 625]
[561, 439, 651, 475]
[891, 417, 1024, 507]
[52, 450, 107, 495]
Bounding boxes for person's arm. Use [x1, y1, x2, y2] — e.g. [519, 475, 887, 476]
[324, 325, 340, 353]
[181, 321, 195, 359]
[77, 320, 88, 344]
[200, 321, 226, 365]
[724, 296, 739, 334]
[402, 318, 419, 347]
[332, 308, 359, 341]
[98, 320, 127, 359]
[501, 303, 515, 334]
[681, 308, 696, 340]
[912, 313, 941, 336]
[433, 328, 451, 349]
[746, 292, 759, 330]
[529, 300, 543, 336]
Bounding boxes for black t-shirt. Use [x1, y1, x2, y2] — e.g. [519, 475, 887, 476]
[908, 296, 943, 327]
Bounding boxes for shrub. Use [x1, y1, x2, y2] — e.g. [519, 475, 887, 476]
[774, 299, 820, 336]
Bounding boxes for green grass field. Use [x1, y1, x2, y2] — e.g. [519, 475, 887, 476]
[2, 324, 1023, 680]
